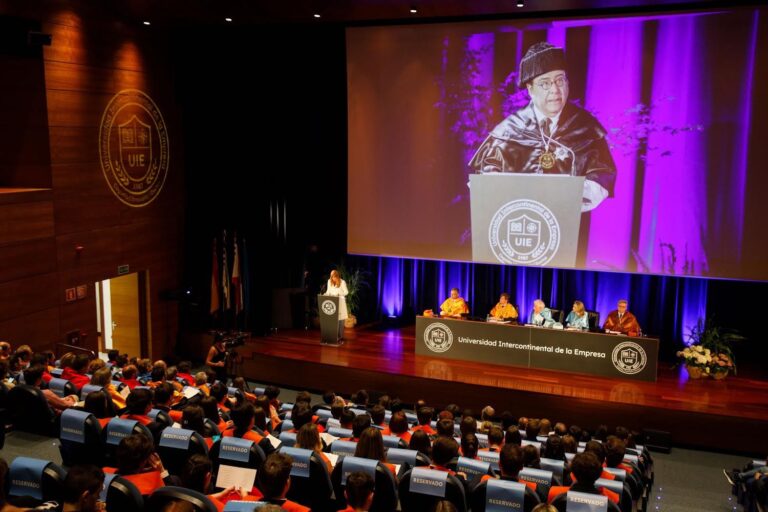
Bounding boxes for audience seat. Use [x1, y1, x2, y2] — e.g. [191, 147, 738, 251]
[550, 490, 622, 512]
[469, 478, 542, 512]
[398, 467, 467, 512]
[7, 385, 56, 436]
[209, 437, 266, 478]
[280, 446, 335, 512]
[6, 457, 67, 508]
[148, 408, 174, 428]
[157, 427, 209, 476]
[102, 473, 144, 512]
[102, 418, 154, 467]
[331, 456, 398, 512]
[146, 486, 218, 512]
[59, 409, 104, 466]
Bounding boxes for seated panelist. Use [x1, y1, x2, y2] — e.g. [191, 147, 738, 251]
[440, 288, 469, 318]
[565, 300, 589, 330]
[528, 299, 555, 327]
[603, 299, 641, 336]
[489, 293, 518, 322]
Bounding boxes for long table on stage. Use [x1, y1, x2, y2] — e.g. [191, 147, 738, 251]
[415, 316, 659, 382]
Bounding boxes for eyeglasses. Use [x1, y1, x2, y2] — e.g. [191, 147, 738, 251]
[535, 75, 568, 91]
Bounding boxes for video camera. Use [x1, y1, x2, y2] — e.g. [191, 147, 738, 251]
[211, 330, 248, 350]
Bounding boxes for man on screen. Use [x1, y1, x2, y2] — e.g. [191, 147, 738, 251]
[440, 288, 469, 318]
[468, 42, 616, 212]
[602, 299, 641, 336]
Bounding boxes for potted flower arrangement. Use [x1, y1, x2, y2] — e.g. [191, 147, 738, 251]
[677, 318, 742, 380]
[676, 345, 712, 379]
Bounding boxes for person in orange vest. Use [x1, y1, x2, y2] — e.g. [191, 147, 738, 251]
[257, 453, 311, 511]
[181, 454, 262, 510]
[61, 465, 105, 512]
[107, 433, 174, 495]
[547, 452, 619, 505]
[341, 471, 374, 512]
[222, 402, 276, 456]
[354, 427, 397, 477]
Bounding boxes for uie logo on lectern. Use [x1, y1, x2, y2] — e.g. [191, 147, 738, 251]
[423, 323, 454, 353]
[321, 300, 337, 316]
[611, 341, 647, 375]
[488, 199, 560, 265]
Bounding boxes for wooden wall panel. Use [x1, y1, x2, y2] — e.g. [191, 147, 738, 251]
[48, 127, 97, 165]
[45, 59, 147, 94]
[0, 201, 55, 245]
[0, 273, 59, 322]
[58, 295, 98, 353]
[0, 307, 60, 352]
[0, 1, 184, 358]
[0, 238, 57, 284]
[56, 227, 124, 271]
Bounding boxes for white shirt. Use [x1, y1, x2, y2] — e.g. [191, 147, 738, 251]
[325, 279, 349, 320]
[533, 104, 562, 135]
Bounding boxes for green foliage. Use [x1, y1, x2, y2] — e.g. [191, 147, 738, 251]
[685, 317, 744, 373]
[335, 263, 371, 316]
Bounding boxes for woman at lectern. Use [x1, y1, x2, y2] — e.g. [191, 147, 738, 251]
[565, 300, 589, 330]
[489, 292, 518, 322]
[325, 269, 348, 340]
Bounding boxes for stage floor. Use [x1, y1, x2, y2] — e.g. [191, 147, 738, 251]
[238, 324, 768, 453]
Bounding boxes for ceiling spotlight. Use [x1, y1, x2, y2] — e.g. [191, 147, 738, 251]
[225, 17, 232, 22]
[313, 13, 321, 18]
[516, 0, 524, 7]
[410, 8, 418, 14]
[143, 20, 151, 26]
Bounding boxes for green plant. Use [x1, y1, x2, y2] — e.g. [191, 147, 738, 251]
[685, 317, 744, 374]
[335, 264, 371, 316]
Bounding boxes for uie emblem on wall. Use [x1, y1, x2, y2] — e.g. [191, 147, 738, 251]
[99, 89, 169, 207]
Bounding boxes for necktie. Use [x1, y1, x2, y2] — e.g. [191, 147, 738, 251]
[542, 118, 552, 138]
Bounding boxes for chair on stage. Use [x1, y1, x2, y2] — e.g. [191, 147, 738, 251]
[587, 310, 601, 330]
[549, 309, 564, 324]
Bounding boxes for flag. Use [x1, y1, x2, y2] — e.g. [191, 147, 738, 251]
[210, 238, 220, 314]
[221, 230, 231, 310]
[242, 237, 251, 320]
[232, 234, 243, 314]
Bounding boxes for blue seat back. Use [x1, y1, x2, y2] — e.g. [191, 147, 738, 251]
[9, 457, 50, 500]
